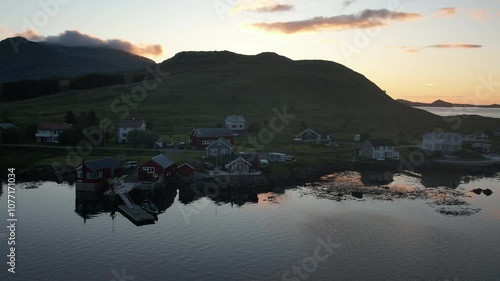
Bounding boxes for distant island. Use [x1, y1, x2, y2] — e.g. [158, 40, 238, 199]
[397, 99, 500, 108]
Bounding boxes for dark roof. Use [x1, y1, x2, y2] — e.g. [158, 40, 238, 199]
[193, 128, 234, 138]
[179, 159, 204, 169]
[206, 137, 234, 149]
[39, 123, 73, 130]
[367, 138, 396, 147]
[151, 154, 175, 169]
[118, 119, 145, 129]
[83, 157, 120, 171]
[225, 115, 245, 122]
[297, 128, 320, 137]
[0, 123, 16, 129]
[220, 153, 260, 165]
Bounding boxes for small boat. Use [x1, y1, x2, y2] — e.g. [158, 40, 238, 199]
[141, 199, 159, 215]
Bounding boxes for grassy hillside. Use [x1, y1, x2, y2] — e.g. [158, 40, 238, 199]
[2, 51, 499, 147]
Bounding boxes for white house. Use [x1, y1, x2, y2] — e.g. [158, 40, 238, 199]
[225, 115, 245, 132]
[117, 119, 146, 144]
[463, 131, 491, 143]
[358, 138, 399, 159]
[471, 143, 494, 154]
[422, 132, 462, 153]
[206, 137, 234, 157]
[35, 123, 73, 143]
[294, 128, 331, 142]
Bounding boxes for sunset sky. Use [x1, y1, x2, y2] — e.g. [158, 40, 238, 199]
[1, 0, 499, 104]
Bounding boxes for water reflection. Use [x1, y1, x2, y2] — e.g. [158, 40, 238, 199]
[178, 186, 288, 207]
[420, 172, 462, 188]
[74, 187, 177, 225]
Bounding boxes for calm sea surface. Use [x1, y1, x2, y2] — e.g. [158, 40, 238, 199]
[416, 107, 500, 119]
[1, 172, 500, 281]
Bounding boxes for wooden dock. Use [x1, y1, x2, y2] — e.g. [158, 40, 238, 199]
[117, 205, 156, 225]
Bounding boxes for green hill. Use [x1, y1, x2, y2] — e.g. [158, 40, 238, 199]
[0, 37, 155, 83]
[2, 51, 499, 145]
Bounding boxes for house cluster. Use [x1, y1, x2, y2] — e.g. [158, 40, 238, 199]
[422, 131, 495, 154]
[32, 118, 148, 144]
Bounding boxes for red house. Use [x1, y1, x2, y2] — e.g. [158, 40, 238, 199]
[76, 157, 122, 193]
[178, 159, 204, 176]
[138, 154, 177, 182]
[189, 128, 235, 149]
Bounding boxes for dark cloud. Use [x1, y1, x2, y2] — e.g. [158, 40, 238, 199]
[400, 44, 483, 53]
[235, 2, 294, 13]
[252, 4, 293, 13]
[341, 0, 356, 9]
[426, 44, 482, 49]
[251, 9, 422, 34]
[16, 29, 163, 56]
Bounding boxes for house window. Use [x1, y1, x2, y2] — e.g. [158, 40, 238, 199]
[77, 170, 83, 179]
[86, 172, 96, 179]
[221, 149, 228, 154]
[239, 125, 243, 128]
[232, 125, 237, 128]
[210, 149, 218, 155]
[98, 171, 103, 178]
[122, 133, 127, 137]
[143, 167, 155, 174]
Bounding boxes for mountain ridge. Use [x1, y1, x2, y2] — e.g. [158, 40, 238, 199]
[0, 37, 155, 83]
[397, 99, 500, 108]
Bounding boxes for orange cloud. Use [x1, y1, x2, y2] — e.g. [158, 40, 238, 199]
[15, 29, 44, 41]
[400, 44, 482, 53]
[463, 9, 488, 20]
[433, 7, 456, 18]
[15, 29, 163, 57]
[250, 9, 422, 34]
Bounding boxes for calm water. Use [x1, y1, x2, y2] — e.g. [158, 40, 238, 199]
[1, 173, 500, 281]
[416, 107, 500, 119]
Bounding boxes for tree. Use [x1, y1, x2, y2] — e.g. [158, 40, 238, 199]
[2, 79, 60, 101]
[128, 129, 158, 147]
[77, 112, 88, 129]
[58, 128, 81, 146]
[87, 110, 99, 127]
[127, 130, 140, 147]
[68, 73, 125, 90]
[1, 128, 20, 144]
[65, 110, 77, 124]
[23, 123, 39, 143]
[1, 110, 13, 123]
[247, 121, 261, 133]
[214, 122, 223, 128]
[360, 133, 371, 142]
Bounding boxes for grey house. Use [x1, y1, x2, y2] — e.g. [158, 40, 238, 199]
[206, 137, 234, 157]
